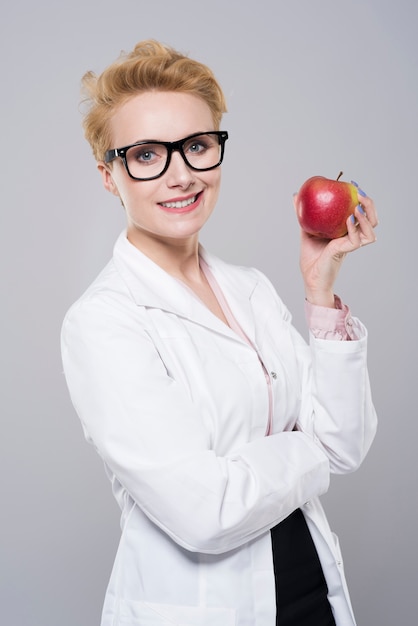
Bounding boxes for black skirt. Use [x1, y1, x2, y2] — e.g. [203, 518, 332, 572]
[271, 509, 336, 626]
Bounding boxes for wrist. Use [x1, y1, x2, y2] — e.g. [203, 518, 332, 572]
[305, 290, 336, 308]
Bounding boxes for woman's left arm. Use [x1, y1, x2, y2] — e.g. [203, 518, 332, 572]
[292, 189, 378, 472]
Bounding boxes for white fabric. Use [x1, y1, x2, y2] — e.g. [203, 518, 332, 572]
[61, 231, 377, 626]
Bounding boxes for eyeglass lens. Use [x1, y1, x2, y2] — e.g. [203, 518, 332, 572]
[125, 133, 223, 179]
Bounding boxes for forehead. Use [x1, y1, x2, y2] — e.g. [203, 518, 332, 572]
[109, 91, 215, 145]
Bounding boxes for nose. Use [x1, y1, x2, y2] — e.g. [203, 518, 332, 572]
[164, 150, 195, 188]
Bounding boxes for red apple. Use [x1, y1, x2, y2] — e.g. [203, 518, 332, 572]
[295, 173, 358, 239]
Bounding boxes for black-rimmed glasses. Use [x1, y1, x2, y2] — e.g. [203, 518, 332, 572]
[104, 131, 229, 181]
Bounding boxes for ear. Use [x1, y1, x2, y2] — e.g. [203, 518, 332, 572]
[97, 161, 120, 197]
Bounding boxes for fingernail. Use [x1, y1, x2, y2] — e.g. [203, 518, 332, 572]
[357, 204, 366, 215]
[351, 180, 367, 197]
[350, 214, 356, 224]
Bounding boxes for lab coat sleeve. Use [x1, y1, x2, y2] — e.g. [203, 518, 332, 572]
[61, 295, 330, 555]
[293, 323, 377, 474]
[254, 270, 377, 474]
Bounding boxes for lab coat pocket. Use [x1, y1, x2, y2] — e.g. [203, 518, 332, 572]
[118, 599, 236, 625]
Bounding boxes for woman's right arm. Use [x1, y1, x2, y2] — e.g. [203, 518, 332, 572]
[61, 297, 329, 555]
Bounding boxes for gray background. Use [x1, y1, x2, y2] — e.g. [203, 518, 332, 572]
[1, 1, 416, 624]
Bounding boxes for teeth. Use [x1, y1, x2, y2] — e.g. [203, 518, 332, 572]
[161, 195, 196, 209]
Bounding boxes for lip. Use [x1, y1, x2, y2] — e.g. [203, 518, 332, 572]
[158, 191, 202, 214]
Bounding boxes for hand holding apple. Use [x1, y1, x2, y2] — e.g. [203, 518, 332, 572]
[294, 175, 378, 308]
[295, 173, 359, 239]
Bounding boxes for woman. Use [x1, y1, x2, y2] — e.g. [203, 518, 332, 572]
[61, 40, 378, 626]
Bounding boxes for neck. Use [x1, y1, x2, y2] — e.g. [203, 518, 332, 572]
[127, 229, 202, 282]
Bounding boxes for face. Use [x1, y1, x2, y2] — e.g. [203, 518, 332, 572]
[98, 91, 222, 251]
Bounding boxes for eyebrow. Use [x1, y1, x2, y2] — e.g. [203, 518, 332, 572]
[126, 131, 217, 147]
[129, 138, 164, 145]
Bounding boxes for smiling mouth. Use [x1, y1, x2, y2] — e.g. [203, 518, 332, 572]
[159, 193, 200, 209]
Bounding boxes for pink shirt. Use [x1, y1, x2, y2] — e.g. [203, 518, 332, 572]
[305, 296, 357, 341]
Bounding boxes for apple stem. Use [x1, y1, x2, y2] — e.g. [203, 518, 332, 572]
[336, 171, 343, 181]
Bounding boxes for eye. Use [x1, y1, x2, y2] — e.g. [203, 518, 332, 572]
[184, 135, 216, 157]
[188, 141, 206, 154]
[126, 143, 167, 169]
[139, 151, 153, 162]
[132, 147, 157, 163]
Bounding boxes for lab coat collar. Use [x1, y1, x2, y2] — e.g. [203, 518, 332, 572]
[112, 231, 260, 343]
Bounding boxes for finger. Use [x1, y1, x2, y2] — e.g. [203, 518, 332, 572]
[354, 204, 378, 246]
[351, 181, 379, 228]
[356, 193, 379, 228]
[339, 211, 373, 252]
[345, 213, 363, 249]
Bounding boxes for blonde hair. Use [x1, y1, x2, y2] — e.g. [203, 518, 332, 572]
[81, 40, 227, 161]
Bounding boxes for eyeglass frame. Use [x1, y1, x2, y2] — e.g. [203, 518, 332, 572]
[104, 130, 229, 181]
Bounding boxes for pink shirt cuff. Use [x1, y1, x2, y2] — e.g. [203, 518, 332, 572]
[305, 295, 357, 341]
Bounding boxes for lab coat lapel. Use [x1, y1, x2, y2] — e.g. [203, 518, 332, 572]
[113, 233, 259, 343]
[198, 247, 259, 345]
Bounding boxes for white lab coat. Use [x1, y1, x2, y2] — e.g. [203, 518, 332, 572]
[61, 231, 377, 626]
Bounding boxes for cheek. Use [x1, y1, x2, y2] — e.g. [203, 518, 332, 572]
[213, 173, 222, 203]
[121, 181, 158, 214]
[110, 167, 136, 200]
[206, 170, 222, 196]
